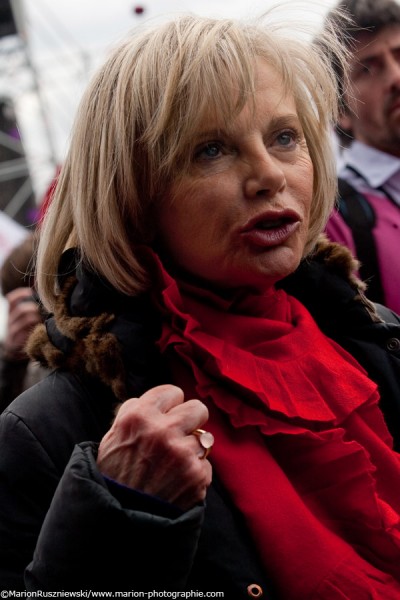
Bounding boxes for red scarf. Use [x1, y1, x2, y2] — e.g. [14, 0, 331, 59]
[146, 250, 400, 599]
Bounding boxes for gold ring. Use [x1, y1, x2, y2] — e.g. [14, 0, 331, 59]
[192, 428, 214, 460]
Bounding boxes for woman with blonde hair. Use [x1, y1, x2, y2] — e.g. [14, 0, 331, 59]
[1, 9, 400, 597]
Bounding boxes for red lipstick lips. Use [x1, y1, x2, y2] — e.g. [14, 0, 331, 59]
[239, 210, 301, 248]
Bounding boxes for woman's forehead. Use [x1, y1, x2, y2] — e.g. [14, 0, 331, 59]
[192, 61, 293, 126]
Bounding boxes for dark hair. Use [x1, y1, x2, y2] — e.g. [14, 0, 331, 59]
[325, 0, 400, 46]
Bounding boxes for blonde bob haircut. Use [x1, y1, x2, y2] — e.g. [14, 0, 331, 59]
[36, 9, 347, 313]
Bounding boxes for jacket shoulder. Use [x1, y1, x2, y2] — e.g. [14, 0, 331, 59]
[3, 370, 116, 473]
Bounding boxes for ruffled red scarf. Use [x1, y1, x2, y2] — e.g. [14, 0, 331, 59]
[145, 249, 400, 599]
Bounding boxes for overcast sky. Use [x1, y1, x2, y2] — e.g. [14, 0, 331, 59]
[2, 0, 337, 200]
[24, 0, 338, 54]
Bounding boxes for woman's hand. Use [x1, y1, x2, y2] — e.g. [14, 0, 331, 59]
[97, 384, 213, 511]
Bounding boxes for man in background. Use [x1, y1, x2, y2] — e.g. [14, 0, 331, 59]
[323, 0, 400, 313]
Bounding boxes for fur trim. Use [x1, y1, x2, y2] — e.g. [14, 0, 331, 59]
[27, 276, 128, 400]
[312, 234, 365, 290]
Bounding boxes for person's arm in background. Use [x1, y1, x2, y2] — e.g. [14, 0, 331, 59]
[0, 287, 42, 411]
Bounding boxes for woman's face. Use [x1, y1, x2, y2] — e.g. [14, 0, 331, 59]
[155, 59, 314, 292]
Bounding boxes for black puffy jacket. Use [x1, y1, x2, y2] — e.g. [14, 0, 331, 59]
[0, 238, 399, 595]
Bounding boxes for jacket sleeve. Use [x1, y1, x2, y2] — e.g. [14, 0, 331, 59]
[0, 410, 61, 590]
[24, 441, 205, 592]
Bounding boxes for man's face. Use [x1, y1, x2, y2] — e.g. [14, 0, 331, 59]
[341, 26, 400, 156]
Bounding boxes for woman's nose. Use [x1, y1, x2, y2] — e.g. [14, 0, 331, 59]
[243, 149, 286, 199]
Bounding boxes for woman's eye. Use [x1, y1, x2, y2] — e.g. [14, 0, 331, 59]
[196, 143, 222, 160]
[273, 130, 300, 149]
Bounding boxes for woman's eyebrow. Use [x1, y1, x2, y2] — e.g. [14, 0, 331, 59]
[267, 114, 300, 128]
[193, 114, 301, 142]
